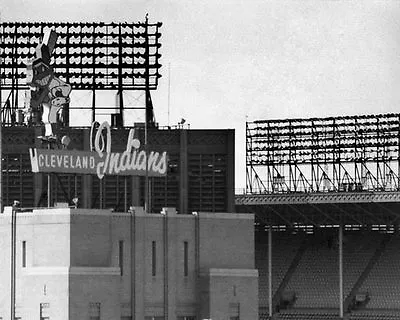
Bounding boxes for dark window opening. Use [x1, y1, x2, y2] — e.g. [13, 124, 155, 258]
[184, 241, 188, 277]
[152, 241, 156, 276]
[22, 241, 26, 268]
[119, 240, 124, 276]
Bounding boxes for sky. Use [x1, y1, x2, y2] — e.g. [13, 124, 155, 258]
[1, 0, 400, 191]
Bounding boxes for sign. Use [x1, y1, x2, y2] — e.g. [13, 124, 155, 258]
[25, 28, 72, 137]
[30, 121, 168, 179]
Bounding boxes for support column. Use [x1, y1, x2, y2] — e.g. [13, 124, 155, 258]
[163, 209, 168, 320]
[34, 127, 44, 207]
[179, 130, 188, 214]
[194, 212, 200, 320]
[82, 128, 92, 208]
[124, 177, 128, 212]
[91, 88, 96, 124]
[130, 208, 134, 320]
[133, 207, 145, 320]
[10, 207, 16, 320]
[131, 177, 141, 207]
[339, 223, 344, 318]
[226, 129, 235, 212]
[162, 207, 178, 320]
[47, 143, 51, 207]
[268, 225, 273, 318]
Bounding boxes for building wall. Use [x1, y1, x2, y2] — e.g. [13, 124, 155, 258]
[70, 211, 113, 267]
[202, 269, 259, 320]
[0, 207, 257, 320]
[0, 207, 71, 320]
[198, 212, 254, 271]
[1, 126, 235, 214]
[69, 272, 120, 320]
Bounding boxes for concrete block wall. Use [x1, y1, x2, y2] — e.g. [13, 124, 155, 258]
[202, 269, 259, 320]
[0, 206, 257, 320]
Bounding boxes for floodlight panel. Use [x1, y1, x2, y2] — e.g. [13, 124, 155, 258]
[0, 21, 162, 90]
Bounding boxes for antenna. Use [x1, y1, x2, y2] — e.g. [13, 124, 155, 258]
[168, 62, 171, 127]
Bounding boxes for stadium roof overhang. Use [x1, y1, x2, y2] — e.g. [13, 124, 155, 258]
[235, 191, 400, 229]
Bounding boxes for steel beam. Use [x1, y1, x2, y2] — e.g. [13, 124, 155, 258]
[236, 191, 400, 206]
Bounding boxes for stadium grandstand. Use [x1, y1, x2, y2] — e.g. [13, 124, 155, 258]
[236, 114, 400, 320]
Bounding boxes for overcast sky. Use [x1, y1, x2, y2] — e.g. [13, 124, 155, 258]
[1, 0, 400, 190]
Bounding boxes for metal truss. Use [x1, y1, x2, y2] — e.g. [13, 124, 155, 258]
[246, 113, 400, 194]
[236, 191, 400, 206]
[236, 194, 400, 228]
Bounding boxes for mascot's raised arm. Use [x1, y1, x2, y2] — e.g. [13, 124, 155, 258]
[25, 28, 71, 138]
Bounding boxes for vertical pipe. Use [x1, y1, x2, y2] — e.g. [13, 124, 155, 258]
[124, 177, 127, 213]
[99, 178, 103, 209]
[118, 24, 124, 126]
[179, 130, 189, 214]
[74, 174, 78, 199]
[130, 208, 135, 320]
[167, 63, 171, 127]
[91, 24, 96, 124]
[339, 223, 344, 318]
[10, 207, 16, 320]
[92, 89, 96, 124]
[194, 212, 200, 320]
[47, 174, 51, 208]
[144, 103, 148, 213]
[268, 225, 273, 317]
[163, 211, 168, 320]
[47, 144, 51, 207]
[11, 26, 15, 125]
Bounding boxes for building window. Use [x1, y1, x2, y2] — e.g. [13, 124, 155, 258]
[119, 240, 124, 276]
[152, 241, 156, 276]
[40, 302, 50, 320]
[184, 241, 188, 277]
[229, 302, 240, 320]
[144, 317, 164, 320]
[22, 241, 26, 268]
[177, 317, 196, 320]
[89, 302, 100, 320]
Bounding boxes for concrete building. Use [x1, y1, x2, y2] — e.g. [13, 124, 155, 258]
[0, 206, 258, 320]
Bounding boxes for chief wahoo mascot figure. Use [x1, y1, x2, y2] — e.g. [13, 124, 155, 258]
[25, 28, 71, 138]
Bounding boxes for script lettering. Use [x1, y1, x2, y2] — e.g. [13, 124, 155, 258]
[29, 121, 168, 178]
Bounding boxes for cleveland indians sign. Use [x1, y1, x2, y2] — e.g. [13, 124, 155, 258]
[30, 121, 168, 179]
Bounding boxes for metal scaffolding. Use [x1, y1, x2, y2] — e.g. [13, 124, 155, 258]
[246, 113, 400, 194]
